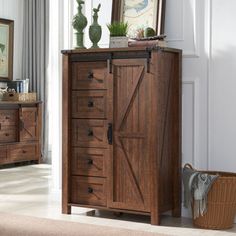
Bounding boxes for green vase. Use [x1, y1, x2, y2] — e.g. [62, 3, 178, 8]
[73, 0, 87, 49]
[89, 4, 102, 49]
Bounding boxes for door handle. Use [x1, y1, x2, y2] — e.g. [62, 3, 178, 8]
[107, 123, 113, 145]
[87, 71, 93, 80]
[20, 120, 24, 130]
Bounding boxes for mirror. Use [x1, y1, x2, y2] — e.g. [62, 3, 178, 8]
[0, 18, 14, 81]
[111, 0, 166, 36]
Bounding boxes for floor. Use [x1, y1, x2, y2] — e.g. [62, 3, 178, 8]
[0, 164, 235, 236]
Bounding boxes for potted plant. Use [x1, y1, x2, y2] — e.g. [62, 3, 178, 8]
[107, 22, 129, 48]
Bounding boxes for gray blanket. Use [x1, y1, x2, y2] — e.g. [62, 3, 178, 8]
[183, 165, 218, 219]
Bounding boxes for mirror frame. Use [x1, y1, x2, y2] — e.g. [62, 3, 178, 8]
[0, 18, 14, 81]
[111, 0, 166, 35]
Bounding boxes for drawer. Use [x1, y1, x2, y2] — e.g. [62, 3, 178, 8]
[72, 148, 107, 177]
[0, 146, 8, 164]
[0, 128, 17, 143]
[0, 110, 17, 125]
[72, 91, 107, 119]
[8, 144, 38, 162]
[71, 176, 107, 206]
[72, 61, 108, 90]
[72, 120, 108, 148]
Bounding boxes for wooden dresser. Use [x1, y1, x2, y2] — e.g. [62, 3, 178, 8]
[62, 47, 182, 225]
[0, 101, 42, 165]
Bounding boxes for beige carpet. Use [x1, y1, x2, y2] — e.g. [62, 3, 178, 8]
[0, 213, 169, 236]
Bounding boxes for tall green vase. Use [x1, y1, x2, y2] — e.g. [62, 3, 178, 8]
[89, 4, 102, 49]
[73, 0, 87, 49]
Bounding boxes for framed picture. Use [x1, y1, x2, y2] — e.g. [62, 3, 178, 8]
[112, 0, 165, 36]
[0, 19, 14, 81]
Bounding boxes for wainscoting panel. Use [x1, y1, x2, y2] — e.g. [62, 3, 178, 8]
[166, 0, 199, 58]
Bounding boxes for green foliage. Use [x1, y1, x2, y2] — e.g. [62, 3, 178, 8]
[144, 27, 156, 37]
[107, 22, 128, 37]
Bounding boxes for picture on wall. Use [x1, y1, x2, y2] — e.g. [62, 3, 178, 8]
[112, 0, 165, 36]
[0, 19, 14, 81]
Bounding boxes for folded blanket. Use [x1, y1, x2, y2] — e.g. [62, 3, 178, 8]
[183, 164, 219, 219]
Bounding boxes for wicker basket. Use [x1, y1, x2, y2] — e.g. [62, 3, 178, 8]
[2, 92, 37, 102]
[187, 164, 236, 229]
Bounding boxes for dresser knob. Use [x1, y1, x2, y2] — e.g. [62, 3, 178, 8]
[5, 133, 9, 136]
[22, 150, 26, 154]
[88, 100, 94, 107]
[87, 71, 93, 80]
[5, 116, 10, 120]
[88, 187, 93, 193]
[88, 129, 93, 136]
[87, 159, 93, 165]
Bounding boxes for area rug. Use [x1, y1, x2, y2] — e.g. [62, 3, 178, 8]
[0, 213, 170, 236]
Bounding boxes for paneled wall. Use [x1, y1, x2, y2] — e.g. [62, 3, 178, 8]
[166, 0, 236, 173]
[0, 0, 24, 79]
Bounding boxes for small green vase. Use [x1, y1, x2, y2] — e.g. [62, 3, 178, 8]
[73, 0, 87, 49]
[89, 4, 102, 49]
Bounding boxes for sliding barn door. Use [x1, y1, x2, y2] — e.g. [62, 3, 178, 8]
[107, 59, 152, 212]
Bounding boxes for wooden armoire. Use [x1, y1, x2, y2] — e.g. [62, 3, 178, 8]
[62, 47, 182, 225]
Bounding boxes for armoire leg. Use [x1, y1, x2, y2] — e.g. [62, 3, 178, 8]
[172, 205, 181, 217]
[62, 205, 71, 214]
[151, 212, 160, 225]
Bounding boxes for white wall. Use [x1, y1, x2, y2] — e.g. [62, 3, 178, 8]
[209, 0, 236, 172]
[165, 0, 236, 172]
[0, 0, 24, 79]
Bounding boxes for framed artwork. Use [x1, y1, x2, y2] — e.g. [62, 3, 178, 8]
[0, 19, 14, 81]
[112, 0, 165, 36]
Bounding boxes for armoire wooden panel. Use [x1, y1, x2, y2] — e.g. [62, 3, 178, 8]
[62, 47, 182, 225]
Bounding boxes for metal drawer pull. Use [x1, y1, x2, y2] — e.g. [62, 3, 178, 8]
[87, 71, 93, 80]
[88, 100, 94, 107]
[87, 159, 93, 165]
[88, 129, 93, 136]
[107, 123, 113, 145]
[88, 187, 93, 193]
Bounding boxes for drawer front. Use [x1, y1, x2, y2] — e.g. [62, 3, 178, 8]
[8, 144, 38, 162]
[0, 110, 17, 125]
[72, 119, 108, 148]
[71, 176, 107, 206]
[72, 91, 107, 119]
[0, 146, 8, 164]
[72, 61, 108, 90]
[72, 148, 107, 177]
[0, 128, 17, 143]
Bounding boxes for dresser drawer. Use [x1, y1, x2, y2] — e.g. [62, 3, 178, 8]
[72, 119, 108, 148]
[72, 91, 107, 119]
[71, 176, 107, 206]
[8, 143, 38, 162]
[0, 110, 17, 125]
[0, 128, 17, 143]
[72, 148, 107, 177]
[72, 61, 108, 90]
[0, 146, 7, 164]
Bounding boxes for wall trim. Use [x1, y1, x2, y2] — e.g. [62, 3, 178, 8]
[207, 0, 212, 170]
[183, 77, 200, 167]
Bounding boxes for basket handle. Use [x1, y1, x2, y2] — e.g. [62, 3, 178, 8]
[184, 163, 194, 170]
